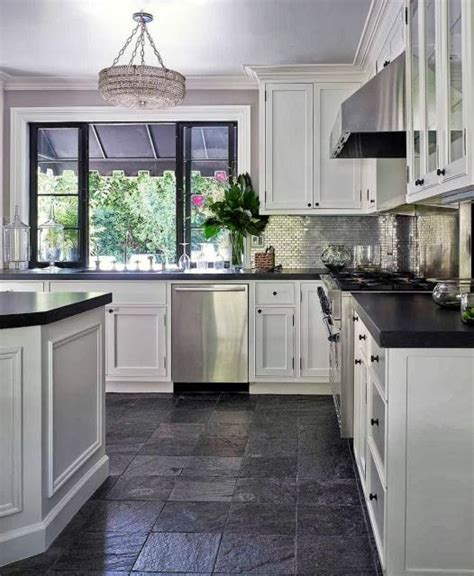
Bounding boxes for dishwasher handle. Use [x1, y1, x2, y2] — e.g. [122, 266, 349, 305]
[173, 286, 247, 292]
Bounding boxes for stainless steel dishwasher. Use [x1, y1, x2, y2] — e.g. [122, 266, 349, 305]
[171, 284, 248, 383]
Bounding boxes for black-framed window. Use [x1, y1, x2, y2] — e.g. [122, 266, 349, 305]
[29, 121, 237, 268]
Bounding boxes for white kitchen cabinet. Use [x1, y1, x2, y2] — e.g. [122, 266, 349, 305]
[105, 304, 168, 379]
[260, 80, 366, 214]
[406, 0, 474, 202]
[352, 310, 474, 575]
[300, 283, 329, 378]
[374, 5, 405, 76]
[360, 158, 407, 212]
[254, 306, 295, 378]
[0, 281, 45, 291]
[264, 83, 314, 210]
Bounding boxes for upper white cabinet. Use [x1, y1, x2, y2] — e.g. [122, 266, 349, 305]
[264, 84, 313, 210]
[260, 80, 365, 214]
[374, 5, 406, 76]
[406, 0, 474, 202]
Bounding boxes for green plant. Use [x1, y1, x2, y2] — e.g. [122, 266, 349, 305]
[202, 173, 268, 239]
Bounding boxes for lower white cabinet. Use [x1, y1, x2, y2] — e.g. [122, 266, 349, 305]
[353, 354, 368, 486]
[105, 305, 167, 379]
[300, 283, 329, 378]
[254, 306, 295, 378]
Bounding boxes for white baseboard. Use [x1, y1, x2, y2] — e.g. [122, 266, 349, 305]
[106, 381, 173, 393]
[0, 456, 109, 568]
[249, 382, 331, 395]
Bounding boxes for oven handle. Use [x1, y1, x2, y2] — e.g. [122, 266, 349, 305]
[323, 315, 340, 343]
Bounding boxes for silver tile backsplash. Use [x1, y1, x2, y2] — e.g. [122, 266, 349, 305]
[250, 211, 459, 277]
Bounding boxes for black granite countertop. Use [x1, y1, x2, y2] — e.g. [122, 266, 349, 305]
[0, 292, 112, 329]
[0, 268, 325, 281]
[352, 293, 474, 348]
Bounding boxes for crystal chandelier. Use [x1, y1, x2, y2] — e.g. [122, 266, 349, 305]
[98, 12, 186, 110]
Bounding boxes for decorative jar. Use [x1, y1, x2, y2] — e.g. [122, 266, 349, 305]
[321, 244, 351, 272]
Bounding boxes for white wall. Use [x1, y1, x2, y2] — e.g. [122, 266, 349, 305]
[1, 88, 259, 219]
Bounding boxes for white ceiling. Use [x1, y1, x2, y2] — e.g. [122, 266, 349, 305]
[0, 0, 372, 79]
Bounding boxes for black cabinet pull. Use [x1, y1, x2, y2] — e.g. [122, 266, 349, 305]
[415, 178, 425, 186]
[371, 418, 379, 426]
[371, 354, 379, 363]
[272, 291, 277, 296]
[370, 199, 375, 203]
[359, 334, 366, 341]
[108, 309, 114, 314]
[257, 309, 262, 314]
[369, 493, 377, 501]
[353, 316, 359, 322]
[383, 60, 390, 67]
[437, 168, 445, 176]
[355, 359, 362, 365]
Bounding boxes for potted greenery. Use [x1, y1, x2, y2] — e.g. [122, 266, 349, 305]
[203, 173, 268, 269]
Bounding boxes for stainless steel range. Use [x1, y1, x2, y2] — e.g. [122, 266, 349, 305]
[319, 271, 436, 438]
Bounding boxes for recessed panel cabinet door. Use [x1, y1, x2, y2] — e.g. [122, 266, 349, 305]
[353, 355, 368, 489]
[106, 305, 167, 378]
[300, 283, 329, 378]
[264, 83, 314, 210]
[255, 307, 295, 378]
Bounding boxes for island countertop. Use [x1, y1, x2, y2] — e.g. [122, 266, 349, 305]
[351, 292, 474, 348]
[0, 292, 113, 329]
[0, 267, 325, 281]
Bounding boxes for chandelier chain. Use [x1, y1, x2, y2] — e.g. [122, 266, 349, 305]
[111, 22, 140, 67]
[144, 27, 165, 68]
[140, 23, 146, 65]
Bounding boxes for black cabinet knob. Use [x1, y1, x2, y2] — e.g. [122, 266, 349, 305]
[307, 203, 312, 207]
[257, 309, 262, 314]
[383, 60, 390, 67]
[359, 334, 366, 341]
[415, 178, 425, 186]
[371, 418, 379, 426]
[437, 168, 446, 176]
[272, 291, 277, 296]
[371, 354, 380, 363]
[355, 359, 362, 365]
[353, 316, 359, 322]
[370, 199, 375, 203]
[314, 202, 320, 207]
[369, 493, 377, 501]
[108, 309, 114, 314]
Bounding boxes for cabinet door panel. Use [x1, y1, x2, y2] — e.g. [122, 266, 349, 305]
[353, 355, 368, 489]
[408, 0, 422, 185]
[300, 283, 329, 378]
[316, 86, 361, 209]
[106, 305, 167, 378]
[255, 307, 294, 378]
[265, 84, 313, 210]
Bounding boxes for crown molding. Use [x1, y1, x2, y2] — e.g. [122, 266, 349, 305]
[353, 0, 404, 73]
[0, 72, 257, 91]
[243, 63, 367, 84]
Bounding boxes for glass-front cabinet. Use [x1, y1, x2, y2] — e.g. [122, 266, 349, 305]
[406, 0, 472, 202]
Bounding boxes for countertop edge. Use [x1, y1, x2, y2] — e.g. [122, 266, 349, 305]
[0, 292, 113, 329]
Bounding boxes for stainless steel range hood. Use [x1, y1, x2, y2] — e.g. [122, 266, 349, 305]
[330, 52, 406, 159]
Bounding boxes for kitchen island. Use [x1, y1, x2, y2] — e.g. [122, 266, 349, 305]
[0, 292, 112, 567]
[351, 292, 474, 576]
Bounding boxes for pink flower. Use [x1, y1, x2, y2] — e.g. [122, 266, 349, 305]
[192, 195, 205, 208]
[214, 171, 228, 183]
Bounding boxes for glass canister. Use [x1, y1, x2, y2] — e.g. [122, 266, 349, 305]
[3, 205, 30, 269]
[432, 280, 472, 309]
[460, 293, 474, 324]
[38, 205, 64, 271]
[321, 244, 352, 272]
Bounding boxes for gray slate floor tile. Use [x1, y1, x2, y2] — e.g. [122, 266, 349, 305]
[214, 533, 296, 574]
[140, 436, 200, 456]
[153, 501, 230, 532]
[83, 500, 164, 533]
[233, 478, 297, 504]
[122, 455, 190, 477]
[297, 479, 360, 507]
[225, 503, 295, 534]
[169, 477, 237, 502]
[297, 504, 367, 537]
[181, 456, 243, 477]
[193, 436, 248, 457]
[133, 532, 221, 572]
[239, 456, 297, 479]
[104, 475, 175, 500]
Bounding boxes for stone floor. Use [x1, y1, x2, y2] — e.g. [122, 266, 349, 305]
[1, 393, 382, 576]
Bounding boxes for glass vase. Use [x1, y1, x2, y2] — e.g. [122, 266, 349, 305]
[229, 231, 245, 271]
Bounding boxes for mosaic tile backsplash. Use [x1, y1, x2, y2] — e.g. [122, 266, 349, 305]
[250, 210, 459, 277]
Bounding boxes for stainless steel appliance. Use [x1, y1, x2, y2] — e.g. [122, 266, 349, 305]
[330, 53, 406, 158]
[171, 284, 248, 383]
[319, 271, 436, 437]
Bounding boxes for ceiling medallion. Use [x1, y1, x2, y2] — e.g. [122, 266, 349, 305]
[98, 12, 186, 110]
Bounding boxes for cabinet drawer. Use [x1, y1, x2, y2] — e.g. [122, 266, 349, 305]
[368, 374, 386, 475]
[255, 282, 295, 305]
[50, 281, 167, 304]
[368, 336, 386, 394]
[354, 314, 369, 358]
[0, 281, 45, 292]
[367, 448, 386, 565]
